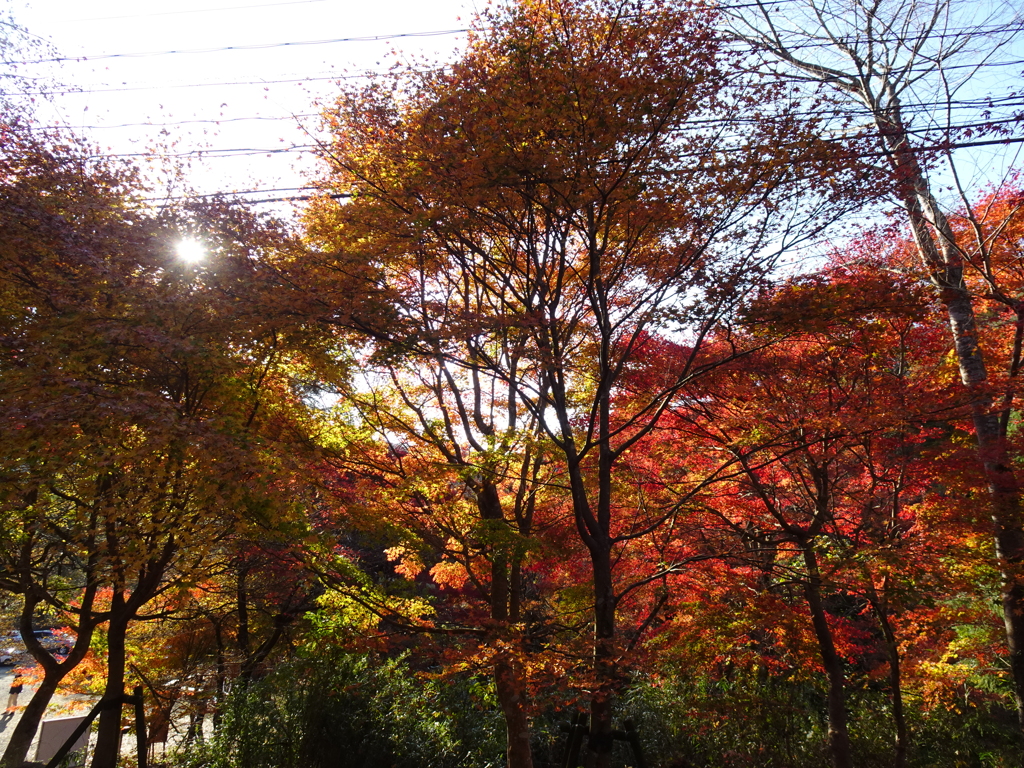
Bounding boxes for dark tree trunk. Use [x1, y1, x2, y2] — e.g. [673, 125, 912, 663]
[480, 479, 534, 768]
[495, 658, 534, 768]
[91, 614, 130, 768]
[1, 676, 61, 768]
[212, 619, 227, 729]
[0, 592, 98, 768]
[584, 544, 616, 768]
[236, 565, 251, 675]
[871, 593, 907, 768]
[801, 546, 853, 768]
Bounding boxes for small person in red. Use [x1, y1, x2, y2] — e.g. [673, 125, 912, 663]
[6, 672, 25, 711]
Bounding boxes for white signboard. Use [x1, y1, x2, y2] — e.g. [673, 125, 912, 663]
[35, 715, 89, 764]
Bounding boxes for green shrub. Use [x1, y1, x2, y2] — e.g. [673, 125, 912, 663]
[172, 652, 505, 768]
[619, 669, 1023, 768]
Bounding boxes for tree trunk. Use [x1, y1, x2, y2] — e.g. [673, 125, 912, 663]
[1, 676, 61, 768]
[584, 545, 616, 768]
[212, 618, 227, 729]
[91, 615, 130, 768]
[871, 594, 907, 768]
[480, 479, 534, 768]
[495, 657, 534, 768]
[1, 592, 98, 768]
[802, 546, 853, 768]
[879, 111, 1024, 727]
[236, 565, 251, 678]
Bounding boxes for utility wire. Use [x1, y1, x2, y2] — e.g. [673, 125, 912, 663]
[138, 134, 1024, 206]
[9, 68, 1023, 99]
[14, 29, 471, 64]
[14, 14, 1022, 64]
[49, 98, 1012, 131]
[40, 115, 319, 131]
[2, 65, 454, 97]
[61, 0, 328, 23]
[3, 72, 393, 96]
[98, 144, 316, 159]
[28, 101, 1022, 138]
[73, 106, 1023, 162]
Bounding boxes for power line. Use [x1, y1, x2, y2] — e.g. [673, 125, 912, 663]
[4, 71, 392, 96]
[722, 20, 1024, 54]
[57, 98, 1018, 152]
[16, 14, 1022, 66]
[137, 134, 1024, 206]
[17, 68, 1022, 99]
[159, 186, 318, 199]
[14, 29, 470, 64]
[40, 114, 319, 131]
[35, 81, 1014, 173]
[93, 144, 315, 160]
[61, 0, 328, 23]
[151, 186, 337, 206]
[27, 96, 1020, 136]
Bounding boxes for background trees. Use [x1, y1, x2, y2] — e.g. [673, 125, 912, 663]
[2, 0, 1024, 766]
[0, 128, 319, 768]
[323, 348, 560, 768]
[726, 0, 1024, 725]
[306, 0, 860, 765]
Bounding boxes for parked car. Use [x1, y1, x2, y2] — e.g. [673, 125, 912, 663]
[0, 629, 72, 663]
[0, 634, 25, 666]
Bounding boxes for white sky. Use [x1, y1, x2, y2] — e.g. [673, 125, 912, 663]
[12, 0, 474, 207]
[7, 0, 1023, 220]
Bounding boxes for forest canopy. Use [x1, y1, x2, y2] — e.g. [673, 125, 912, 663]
[2, 1, 1024, 767]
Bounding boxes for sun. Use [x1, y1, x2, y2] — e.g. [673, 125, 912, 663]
[176, 238, 205, 264]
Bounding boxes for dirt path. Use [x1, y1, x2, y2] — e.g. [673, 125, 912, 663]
[0, 667, 99, 762]
[1, 668, 211, 765]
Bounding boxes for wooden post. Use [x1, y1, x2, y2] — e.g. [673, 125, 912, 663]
[131, 686, 147, 768]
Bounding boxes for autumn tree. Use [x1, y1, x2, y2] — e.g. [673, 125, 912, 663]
[725, 0, 1024, 725]
[306, 0, 858, 764]
[692, 281, 949, 767]
[313, 342, 564, 768]
[0, 127, 319, 768]
[0, 128, 146, 767]
[602, 248, 992, 766]
[0, 3, 57, 118]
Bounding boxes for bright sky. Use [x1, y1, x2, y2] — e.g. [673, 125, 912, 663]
[13, 0, 474, 207]
[9, 0, 1023, 219]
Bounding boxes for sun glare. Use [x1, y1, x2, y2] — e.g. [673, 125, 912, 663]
[176, 239, 205, 264]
